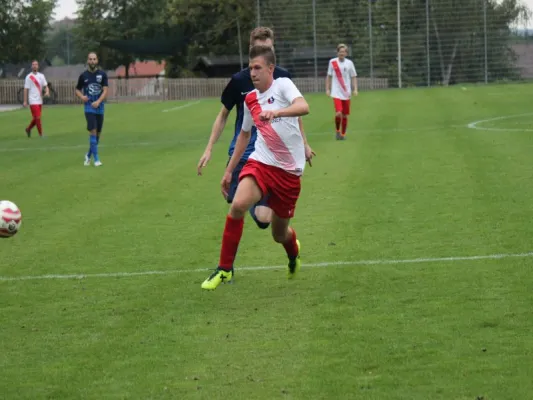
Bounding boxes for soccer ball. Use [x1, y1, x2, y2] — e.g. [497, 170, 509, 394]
[0, 200, 22, 238]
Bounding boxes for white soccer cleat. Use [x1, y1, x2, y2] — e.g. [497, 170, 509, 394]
[84, 154, 91, 166]
[94, 161, 102, 167]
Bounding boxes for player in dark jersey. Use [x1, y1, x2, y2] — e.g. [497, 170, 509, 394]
[75, 52, 108, 167]
[197, 27, 315, 230]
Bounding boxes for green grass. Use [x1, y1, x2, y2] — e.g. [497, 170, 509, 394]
[1, 83, 533, 399]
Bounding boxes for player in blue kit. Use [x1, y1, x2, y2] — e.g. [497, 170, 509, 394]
[75, 52, 108, 167]
[197, 27, 315, 229]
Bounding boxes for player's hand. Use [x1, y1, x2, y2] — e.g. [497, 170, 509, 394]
[91, 101, 100, 108]
[353, 89, 358, 96]
[81, 96, 89, 103]
[326, 90, 331, 97]
[197, 149, 212, 176]
[221, 171, 232, 199]
[259, 110, 276, 121]
[23, 102, 28, 108]
[305, 143, 316, 166]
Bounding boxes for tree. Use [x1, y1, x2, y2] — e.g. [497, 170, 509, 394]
[0, 0, 56, 64]
[74, 0, 169, 77]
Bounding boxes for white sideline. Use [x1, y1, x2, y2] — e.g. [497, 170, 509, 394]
[1, 251, 532, 282]
[161, 100, 201, 113]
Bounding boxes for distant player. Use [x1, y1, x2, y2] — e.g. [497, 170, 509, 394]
[75, 52, 108, 167]
[201, 45, 310, 290]
[23, 60, 49, 138]
[197, 27, 314, 230]
[326, 44, 358, 140]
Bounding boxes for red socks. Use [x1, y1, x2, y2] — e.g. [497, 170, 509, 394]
[283, 228, 299, 258]
[36, 119, 42, 136]
[341, 117, 348, 136]
[218, 215, 244, 270]
[335, 116, 341, 132]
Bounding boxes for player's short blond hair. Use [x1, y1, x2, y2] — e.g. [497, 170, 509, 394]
[250, 27, 275, 46]
[249, 44, 276, 66]
[337, 43, 348, 52]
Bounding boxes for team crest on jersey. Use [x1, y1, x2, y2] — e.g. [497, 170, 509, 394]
[267, 96, 275, 104]
[96, 75, 102, 83]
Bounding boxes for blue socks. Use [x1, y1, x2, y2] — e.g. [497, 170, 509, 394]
[89, 135, 99, 162]
[87, 134, 100, 159]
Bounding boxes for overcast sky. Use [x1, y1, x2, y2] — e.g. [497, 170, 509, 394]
[54, 0, 533, 28]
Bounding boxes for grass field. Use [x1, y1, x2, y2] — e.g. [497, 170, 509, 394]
[1, 83, 533, 399]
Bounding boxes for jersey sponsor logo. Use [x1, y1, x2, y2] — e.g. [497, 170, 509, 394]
[88, 83, 102, 96]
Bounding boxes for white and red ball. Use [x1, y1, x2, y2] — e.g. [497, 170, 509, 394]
[0, 200, 22, 238]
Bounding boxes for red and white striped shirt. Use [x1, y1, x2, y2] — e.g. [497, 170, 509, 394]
[242, 78, 306, 176]
[327, 57, 357, 100]
[24, 72, 47, 105]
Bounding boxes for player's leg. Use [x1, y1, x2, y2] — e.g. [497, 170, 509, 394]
[265, 165, 302, 278]
[85, 113, 98, 166]
[35, 105, 43, 137]
[249, 198, 272, 230]
[93, 114, 103, 166]
[340, 100, 351, 139]
[271, 214, 301, 278]
[201, 163, 266, 290]
[25, 105, 37, 137]
[333, 98, 343, 140]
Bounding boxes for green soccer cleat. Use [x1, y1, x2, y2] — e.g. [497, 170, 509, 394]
[287, 240, 301, 279]
[201, 267, 234, 290]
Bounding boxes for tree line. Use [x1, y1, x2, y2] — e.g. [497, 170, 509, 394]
[0, 0, 530, 85]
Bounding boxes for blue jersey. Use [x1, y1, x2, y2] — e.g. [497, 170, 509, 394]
[76, 69, 108, 115]
[221, 66, 292, 161]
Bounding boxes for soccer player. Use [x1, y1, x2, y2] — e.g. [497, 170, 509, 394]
[326, 43, 358, 140]
[201, 44, 310, 290]
[197, 27, 314, 230]
[75, 52, 108, 167]
[23, 60, 49, 138]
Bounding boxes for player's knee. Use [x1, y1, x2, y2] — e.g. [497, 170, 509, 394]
[335, 111, 342, 118]
[342, 113, 348, 119]
[229, 199, 249, 218]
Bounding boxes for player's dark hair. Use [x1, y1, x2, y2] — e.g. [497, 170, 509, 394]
[250, 27, 274, 45]
[249, 44, 276, 66]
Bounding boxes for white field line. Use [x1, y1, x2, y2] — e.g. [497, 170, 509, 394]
[466, 113, 533, 132]
[161, 100, 201, 113]
[1, 251, 532, 282]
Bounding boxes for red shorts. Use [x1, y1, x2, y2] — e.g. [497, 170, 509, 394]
[29, 104, 42, 118]
[239, 159, 301, 219]
[333, 98, 350, 115]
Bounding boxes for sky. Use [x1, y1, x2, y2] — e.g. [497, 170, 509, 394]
[53, 0, 533, 28]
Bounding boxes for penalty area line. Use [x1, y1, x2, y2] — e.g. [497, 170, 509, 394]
[1, 251, 532, 282]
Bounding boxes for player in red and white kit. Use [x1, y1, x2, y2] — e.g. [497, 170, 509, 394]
[201, 44, 310, 290]
[23, 60, 49, 138]
[326, 44, 358, 140]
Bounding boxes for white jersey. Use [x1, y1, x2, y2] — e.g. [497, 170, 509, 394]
[24, 72, 47, 105]
[327, 57, 357, 100]
[242, 77, 306, 176]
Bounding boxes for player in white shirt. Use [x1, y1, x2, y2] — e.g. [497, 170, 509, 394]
[23, 60, 49, 138]
[326, 44, 358, 140]
[201, 44, 310, 290]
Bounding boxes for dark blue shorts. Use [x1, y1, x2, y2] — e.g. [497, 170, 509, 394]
[85, 113, 104, 133]
[226, 158, 269, 206]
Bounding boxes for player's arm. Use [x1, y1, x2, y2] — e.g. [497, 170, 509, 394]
[326, 61, 333, 96]
[198, 77, 236, 175]
[75, 75, 88, 102]
[351, 64, 358, 96]
[23, 77, 29, 106]
[43, 76, 50, 97]
[273, 97, 309, 118]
